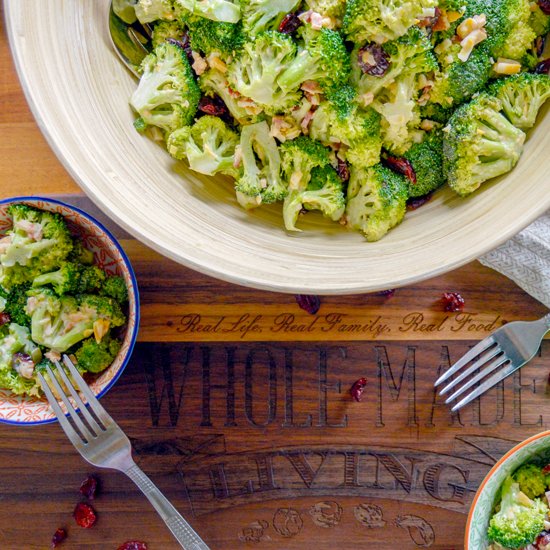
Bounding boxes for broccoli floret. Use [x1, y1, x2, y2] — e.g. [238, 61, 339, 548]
[151, 19, 186, 48]
[496, 0, 536, 61]
[184, 14, 244, 55]
[135, 0, 175, 23]
[280, 135, 331, 192]
[130, 41, 200, 133]
[199, 68, 263, 125]
[0, 204, 73, 289]
[489, 73, 550, 130]
[240, 0, 301, 37]
[235, 121, 286, 207]
[78, 266, 107, 294]
[419, 102, 453, 125]
[32, 262, 82, 295]
[283, 165, 345, 231]
[529, 4, 550, 37]
[512, 464, 547, 499]
[173, 0, 241, 24]
[345, 165, 408, 241]
[67, 240, 94, 265]
[3, 282, 32, 328]
[26, 289, 125, 353]
[403, 130, 445, 197]
[277, 27, 350, 95]
[443, 94, 526, 196]
[100, 276, 129, 304]
[304, 0, 346, 20]
[113, 0, 138, 24]
[310, 92, 382, 169]
[488, 475, 548, 549]
[227, 31, 300, 113]
[167, 116, 239, 175]
[343, 0, 437, 44]
[74, 337, 122, 374]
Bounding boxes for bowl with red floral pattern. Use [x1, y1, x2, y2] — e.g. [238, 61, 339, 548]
[0, 196, 139, 425]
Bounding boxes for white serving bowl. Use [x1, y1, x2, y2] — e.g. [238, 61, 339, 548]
[0, 197, 139, 425]
[5, 1, 550, 294]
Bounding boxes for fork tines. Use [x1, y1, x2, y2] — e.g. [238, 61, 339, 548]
[37, 356, 111, 446]
[434, 335, 512, 412]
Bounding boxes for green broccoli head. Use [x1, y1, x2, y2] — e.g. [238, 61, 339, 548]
[151, 20, 186, 48]
[310, 91, 383, 169]
[283, 165, 346, 231]
[74, 336, 122, 374]
[343, 0, 437, 44]
[78, 265, 108, 294]
[135, 0, 176, 24]
[403, 130, 445, 197]
[304, 0, 346, 19]
[32, 262, 83, 295]
[67, 239, 94, 265]
[199, 68, 264, 125]
[489, 73, 550, 130]
[173, 0, 241, 24]
[529, 4, 550, 37]
[130, 41, 200, 133]
[494, 0, 536, 61]
[512, 464, 547, 500]
[228, 31, 300, 113]
[240, 0, 301, 37]
[345, 164, 408, 241]
[235, 121, 286, 207]
[167, 116, 240, 176]
[280, 136, 331, 192]
[25, 289, 125, 353]
[443, 94, 526, 196]
[184, 14, 244, 55]
[4, 282, 32, 328]
[277, 27, 350, 94]
[101, 276, 129, 304]
[488, 475, 548, 549]
[0, 204, 73, 289]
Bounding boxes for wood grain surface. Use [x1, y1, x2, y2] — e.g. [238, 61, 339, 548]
[2, 8, 550, 550]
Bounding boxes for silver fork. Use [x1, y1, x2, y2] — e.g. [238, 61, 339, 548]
[434, 313, 550, 411]
[37, 356, 210, 550]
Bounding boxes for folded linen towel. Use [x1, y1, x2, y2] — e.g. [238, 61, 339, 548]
[479, 211, 550, 309]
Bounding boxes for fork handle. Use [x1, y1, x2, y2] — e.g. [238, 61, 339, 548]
[125, 463, 210, 549]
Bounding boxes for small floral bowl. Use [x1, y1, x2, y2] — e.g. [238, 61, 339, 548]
[466, 430, 550, 549]
[0, 196, 139, 425]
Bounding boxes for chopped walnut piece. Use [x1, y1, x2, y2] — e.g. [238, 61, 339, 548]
[191, 51, 207, 75]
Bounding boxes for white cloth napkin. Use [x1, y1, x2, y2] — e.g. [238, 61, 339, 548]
[479, 211, 550, 309]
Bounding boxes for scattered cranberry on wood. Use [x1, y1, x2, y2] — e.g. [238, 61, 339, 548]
[73, 502, 97, 529]
[117, 542, 149, 550]
[51, 528, 67, 548]
[79, 475, 99, 500]
[350, 378, 368, 402]
[442, 292, 465, 312]
[295, 295, 321, 315]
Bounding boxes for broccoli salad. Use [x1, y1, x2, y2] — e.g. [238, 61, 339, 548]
[487, 463, 550, 550]
[114, 0, 550, 241]
[0, 204, 128, 397]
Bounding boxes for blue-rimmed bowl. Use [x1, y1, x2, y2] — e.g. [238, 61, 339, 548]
[0, 197, 140, 425]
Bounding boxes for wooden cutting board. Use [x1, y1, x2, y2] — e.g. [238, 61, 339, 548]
[2, 16, 550, 550]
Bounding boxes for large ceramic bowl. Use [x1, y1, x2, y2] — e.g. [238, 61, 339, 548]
[5, 1, 550, 294]
[466, 430, 550, 549]
[0, 197, 139, 425]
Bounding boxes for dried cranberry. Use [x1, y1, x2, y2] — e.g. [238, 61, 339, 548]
[117, 542, 149, 550]
[536, 531, 550, 547]
[442, 292, 465, 312]
[357, 44, 390, 77]
[407, 193, 433, 211]
[198, 95, 229, 118]
[295, 295, 321, 315]
[542, 464, 550, 475]
[51, 528, 67, 548]
[535, 58, 550, 74]
[79, 475, 98, 500]
[538, 0, 550, 15]
[377, 289, 395, 297]
[536, 35, 547, 57]
[278, 13, 302, 35]
[336, 158, 350, 182]
[73, 502, 97, 529]
[382, 156, 417, 183]
[350, 378, 368, 402]
[167, 35, 193, 65]
[0, 312, 10, 326]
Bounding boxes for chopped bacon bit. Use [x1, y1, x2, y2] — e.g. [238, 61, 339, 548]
[300, 107, 316, 134]
[442, 292, 465, 312]
[350, 378, 368, 402]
